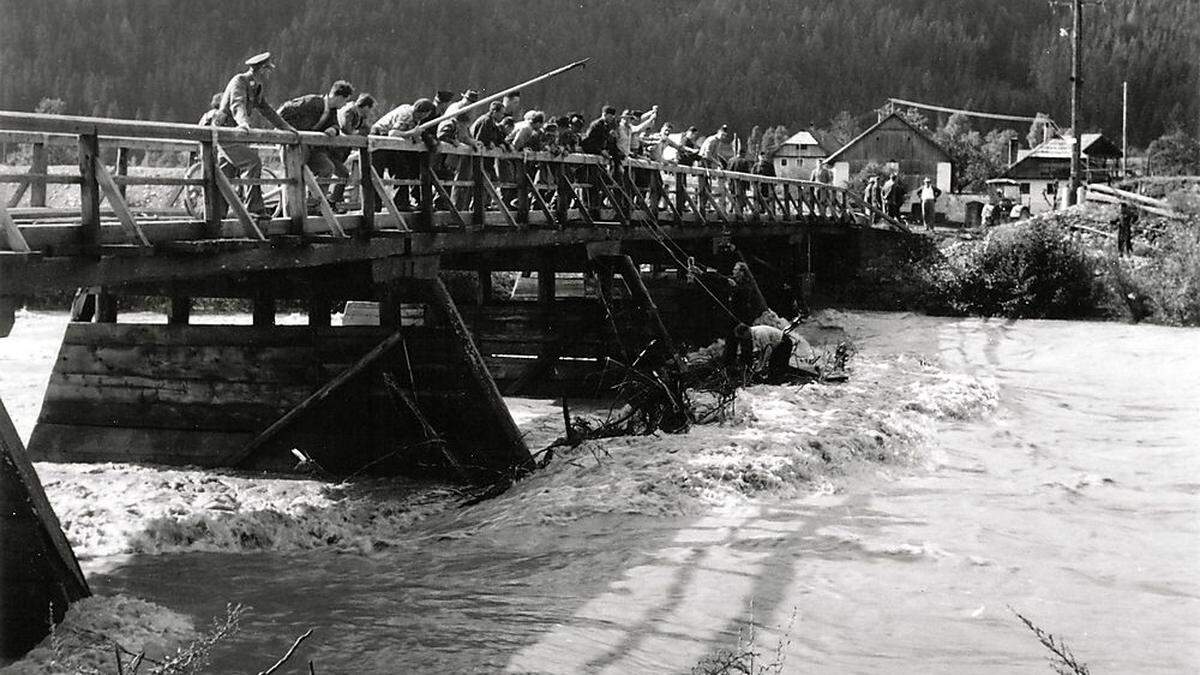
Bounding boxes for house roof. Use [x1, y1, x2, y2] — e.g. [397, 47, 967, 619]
[824, 112, 951, 163]
[781, 131, 821, 147]
[1004, 132, 1121, 175]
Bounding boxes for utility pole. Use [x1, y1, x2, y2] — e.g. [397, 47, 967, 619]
[1069, 0, 1083, 204]
[1121, 80, 1128, 178]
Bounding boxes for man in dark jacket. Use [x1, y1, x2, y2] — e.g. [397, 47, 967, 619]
[279, 80, 355, 210]
[728, 147, 754, 214]
[581, 105, 619, 212]
[752, 151, 776, 208]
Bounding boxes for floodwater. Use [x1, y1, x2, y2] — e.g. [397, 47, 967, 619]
[3, 312, 1198, 673]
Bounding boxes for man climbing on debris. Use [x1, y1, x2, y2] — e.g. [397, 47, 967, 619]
[734, 322, 817, 385]
[213, 52, 297, 218]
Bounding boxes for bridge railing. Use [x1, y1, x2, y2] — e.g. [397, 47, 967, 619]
[0, 110, 901, 255]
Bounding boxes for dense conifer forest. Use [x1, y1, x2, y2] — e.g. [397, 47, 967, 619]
[0, 0, 1196, 146]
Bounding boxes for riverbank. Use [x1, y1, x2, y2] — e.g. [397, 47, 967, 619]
[828, 196, 1200, 327]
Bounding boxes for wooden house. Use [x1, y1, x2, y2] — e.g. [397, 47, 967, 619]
[771, 130, 829, 179]
[826, 112, 953, 194]
[1003, 133, 1122, 213]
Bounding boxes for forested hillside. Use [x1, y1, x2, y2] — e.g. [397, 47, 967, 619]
[0, 0, 1195, 146]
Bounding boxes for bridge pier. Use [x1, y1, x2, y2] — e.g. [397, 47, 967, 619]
[25, 261, 533, 479]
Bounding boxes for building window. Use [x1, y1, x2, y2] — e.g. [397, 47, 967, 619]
[780, 159, 787, 166]
[1019, 183, 1030, 194]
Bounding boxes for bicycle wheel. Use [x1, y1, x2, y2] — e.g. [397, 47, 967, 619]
[182, 161, 205, 219]
[260, 166, 283, 217]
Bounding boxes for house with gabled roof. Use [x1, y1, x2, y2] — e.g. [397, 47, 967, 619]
[770, 129, 829, 179]
[826, 112, 954, 194]
[1002, 133, 1122, 213]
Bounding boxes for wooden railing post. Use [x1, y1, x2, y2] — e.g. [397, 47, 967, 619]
[471, 154, 486, 228]
[516, 155, 530, 225]
[95, 288, 118, 323]
[648, 167, 662, 221]
[30, 141, 47, 207]
[554, 161, 570, 225]
[674, 170, 686, 224]
[358, 146, 376, 235]
[282, 143, 306, 235]
[698, 174, 710, 219]
[168, 296, 192, 325]
[200, 141, 224, 238]
[418, 150, 434, 231]
[77, 133, 101, 252]
[114, 146, 130, 199]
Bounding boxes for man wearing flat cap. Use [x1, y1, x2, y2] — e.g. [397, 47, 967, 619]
[213, 52, 297, 218]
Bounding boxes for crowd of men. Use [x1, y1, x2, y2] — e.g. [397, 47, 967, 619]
[202, 52, 784, 218]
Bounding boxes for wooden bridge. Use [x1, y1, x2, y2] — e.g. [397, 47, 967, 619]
[0, 109, 904, 478]
[0, 109, 914, 659]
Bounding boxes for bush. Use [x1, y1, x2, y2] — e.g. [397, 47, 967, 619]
[926, 219, 1103, 318]
[1105, 219, 1200, 325]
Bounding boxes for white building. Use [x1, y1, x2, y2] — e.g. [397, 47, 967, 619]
[770, 130, 828, 179]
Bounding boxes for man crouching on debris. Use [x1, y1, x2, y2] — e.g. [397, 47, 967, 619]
[734, 323, 816, 385]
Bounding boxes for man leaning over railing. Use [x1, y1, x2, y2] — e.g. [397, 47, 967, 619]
[370, 97, 437, 211]
[439, 90, 482, 212]
[212, 51, 298, 219]
[278, 80, 355, 212]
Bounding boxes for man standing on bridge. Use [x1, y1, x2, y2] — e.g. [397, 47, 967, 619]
[214, 52, 297, 218]
[278, 80, 356, 211]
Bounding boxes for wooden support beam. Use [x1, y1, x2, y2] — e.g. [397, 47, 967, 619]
[281, 144, 306, 235]
[114, 146, 130, 199]
[77, 133, 101, 252]
[95, 288, 118, 323]
[425, 167, 467, 228]
[524, 165, 558, 227]
[30, 141, 47, 207]
[368, 165, 410, 232]
[5, 168, 31, 209]
[223, 330, 412, 467]
[253, 290, 275, 326]
[602, 253, 681, 369]
[357, 147, 376, 235]
[94, 158, 151, 247]
[0, 397, 91, 653]
[0, 296, 16, 337]
[302, 166, 348, 238]
[479, 169, 518, 228]
[211, 152, 267, 241]
[307, 291, 331, 327]
[168, 296, 191, 325]
[476, 266, 493, 305]
[471, 156, 487, 229]
[417, 151, 434, 231]
[0, 199, 31, 253]
[420, 276, 531, 472]
[200, 141, 225, 238]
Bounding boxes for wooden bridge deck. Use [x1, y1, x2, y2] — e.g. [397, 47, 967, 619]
[0, 111, 899, 296]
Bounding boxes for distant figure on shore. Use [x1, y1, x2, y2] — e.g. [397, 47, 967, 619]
[918, 176, 941, 231]
[810, 161, 832, 184]
[882, 173, 904, 219]
[214, 52, 296, 218]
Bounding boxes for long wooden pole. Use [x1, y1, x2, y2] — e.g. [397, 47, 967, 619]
[1068, 0, 1083, 204]
[400, 59, 590, 138]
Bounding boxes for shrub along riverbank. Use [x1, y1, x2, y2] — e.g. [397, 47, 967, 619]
[829, 197, 1200, 327]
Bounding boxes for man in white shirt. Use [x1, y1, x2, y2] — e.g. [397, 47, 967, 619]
[733, 323, 806, 384]
[919, 177, 942, 231]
